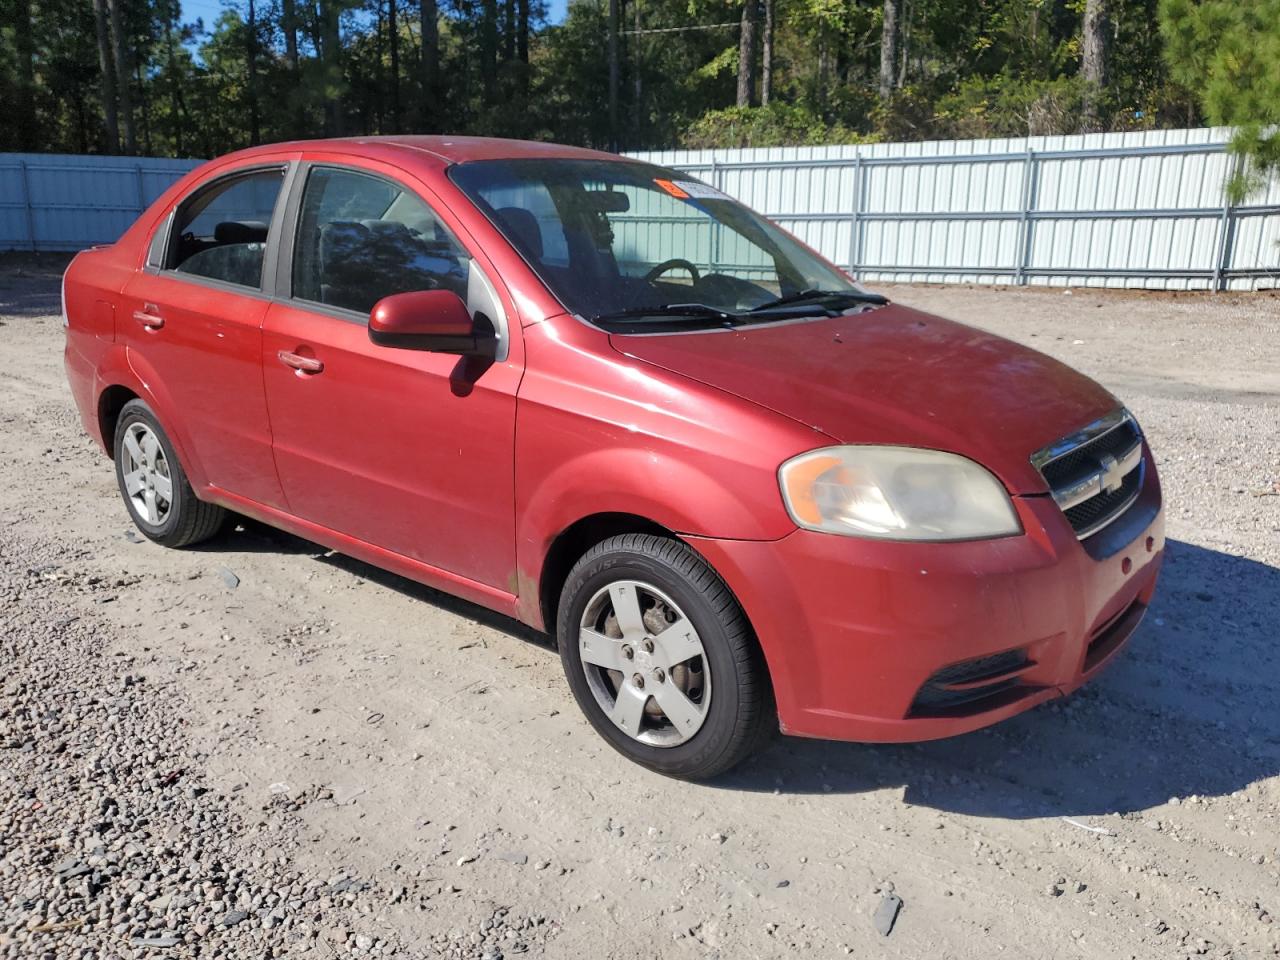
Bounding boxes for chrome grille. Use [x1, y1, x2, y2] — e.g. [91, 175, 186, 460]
[1032, 409, 1144, 539]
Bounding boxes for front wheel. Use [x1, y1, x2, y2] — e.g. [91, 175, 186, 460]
[556, 534, 773, 779]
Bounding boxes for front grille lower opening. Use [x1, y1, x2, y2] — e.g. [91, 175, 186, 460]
[909, 649, 1033, 718]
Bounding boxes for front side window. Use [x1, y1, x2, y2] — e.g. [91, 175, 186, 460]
[449, 158, 864, 326]
[167, 167, 285, 288]
[291, 166, 471, 316]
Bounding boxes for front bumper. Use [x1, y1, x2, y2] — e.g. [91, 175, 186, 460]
[686, 452, 1163, 743]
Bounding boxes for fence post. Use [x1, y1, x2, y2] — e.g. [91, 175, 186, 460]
[709, 153, 721, 274]
[19, 159, 37, 252]
[134, 162, 147, 213]
[847, 152, 863, 277]
[1212, 152, 1244, 292]
[1015, 148, 1038, 286]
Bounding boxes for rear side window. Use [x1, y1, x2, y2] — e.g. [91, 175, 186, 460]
[167, 168, 285, 289]
[291, 166, 471, 316]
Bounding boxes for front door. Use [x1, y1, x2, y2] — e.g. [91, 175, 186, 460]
[261, 163, 522, 590]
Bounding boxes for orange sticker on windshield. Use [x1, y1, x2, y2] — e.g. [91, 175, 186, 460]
[654, 179, 690, 199]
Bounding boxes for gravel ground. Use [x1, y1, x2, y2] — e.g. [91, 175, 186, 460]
[1, 255, 1278, 959]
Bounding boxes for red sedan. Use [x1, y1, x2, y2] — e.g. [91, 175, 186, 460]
[62, 137, 1164, 779]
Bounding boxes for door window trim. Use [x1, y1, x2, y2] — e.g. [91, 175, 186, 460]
[142, 161, 299, 300]
[274, 161, 510, 360]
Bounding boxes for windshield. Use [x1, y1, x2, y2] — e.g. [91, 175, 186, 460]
[449, 158, 868, 327]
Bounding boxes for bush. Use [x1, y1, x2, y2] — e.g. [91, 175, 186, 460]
[680, 103, 865, 149]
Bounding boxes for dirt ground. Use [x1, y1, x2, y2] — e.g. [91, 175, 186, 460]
[2, 254, 1278, 960]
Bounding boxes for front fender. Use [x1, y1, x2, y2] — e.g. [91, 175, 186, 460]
[513, 445, 795, 626]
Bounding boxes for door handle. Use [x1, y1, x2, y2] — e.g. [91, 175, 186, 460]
[277, 350, 324, 374]
[132, 304, 164, 330]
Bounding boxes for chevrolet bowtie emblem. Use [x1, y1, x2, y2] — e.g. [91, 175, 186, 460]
[1098, 453, 1124, 494]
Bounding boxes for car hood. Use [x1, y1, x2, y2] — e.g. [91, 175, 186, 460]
[608, 303, 1119, 495]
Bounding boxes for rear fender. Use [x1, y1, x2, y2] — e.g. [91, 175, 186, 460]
[94, 345, 208, 489]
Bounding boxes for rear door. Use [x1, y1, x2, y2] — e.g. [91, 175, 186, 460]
[260, 161, 523, 590]
[119, 162, 295, 508]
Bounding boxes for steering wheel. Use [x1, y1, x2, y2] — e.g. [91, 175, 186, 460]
[645, 258, 701, 284]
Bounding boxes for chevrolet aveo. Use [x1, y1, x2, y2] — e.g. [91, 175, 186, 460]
[63, 137, 1164, 779]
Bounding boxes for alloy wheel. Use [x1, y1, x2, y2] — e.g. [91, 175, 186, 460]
[578, 579, 711, 747]
[120, 422, 173, 526]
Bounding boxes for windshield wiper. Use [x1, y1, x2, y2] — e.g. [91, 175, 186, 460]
[748, 288, 888, 312]
[591, 302, 741, 326]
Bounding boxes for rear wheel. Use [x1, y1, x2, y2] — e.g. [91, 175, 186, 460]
[557, 533, 773, 779]
[114, 399, 225, 547]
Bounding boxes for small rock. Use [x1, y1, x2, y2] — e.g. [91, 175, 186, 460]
[495, 851, 528, 865]
[217, 567, 240, 589]
[130, 934, 181, 949]
[873, 893, 903, 937]
[222, 909, 250, 927]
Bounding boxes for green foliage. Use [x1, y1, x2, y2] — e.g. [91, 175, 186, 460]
[681, 102, 863, 148]
[1159, 0, 1280, 200]
[0, 0, 1215, 157]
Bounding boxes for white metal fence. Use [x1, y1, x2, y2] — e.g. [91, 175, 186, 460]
[0, 153, 201, 252]
[5, 128, 1279, 290]
[632, 127, 1280, 291]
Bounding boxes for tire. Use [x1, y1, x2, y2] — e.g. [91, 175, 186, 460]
[113, 399, 225, 548]
[557, 533, 774, 780]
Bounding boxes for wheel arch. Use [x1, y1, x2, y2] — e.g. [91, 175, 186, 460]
[97, 384, 139, 459]
[537, 512, 674, 637]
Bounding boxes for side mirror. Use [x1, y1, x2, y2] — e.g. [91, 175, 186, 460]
[368, 289, 495, 356]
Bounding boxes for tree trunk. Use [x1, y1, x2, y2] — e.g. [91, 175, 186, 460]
[1081, 0, 1109, 129]
[320, 0, 342, 135]
[517, 0, 528, 62]
[166, 14, 186, 155]
[247, 0, 261, 144]
[608, 0, 619, 148]
[282, 0, 299, 69]
[419, 0, 439, 126]
[632, 0, 641, 131]
[736, 0, 758, 108]
[761, 0, 774, 106]
[389, 0, 401, 131]
[481, 0, 498, 101]
[14, 0, 38, 150]
[93, 0, 121, 152]
[503, 0, 515, 60]
[879, 0, 900, 100]
[897, 0, 909, 87]
[136, 60, 153, 154]
[108, 0, 138, 154]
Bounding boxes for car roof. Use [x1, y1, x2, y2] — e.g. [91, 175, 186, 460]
[223, 135, 627, 169]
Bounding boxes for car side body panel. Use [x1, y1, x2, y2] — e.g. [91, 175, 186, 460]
[61, 136, 1165, 755]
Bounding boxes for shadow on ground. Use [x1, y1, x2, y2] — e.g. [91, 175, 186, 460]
[200, 517, 550, 648]
[726, 539, 1280, 818]
[0, 253, 72, 317]
[200, 522, 1280, 818]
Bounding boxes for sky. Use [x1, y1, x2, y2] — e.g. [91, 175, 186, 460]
[178, 0, 570, 39]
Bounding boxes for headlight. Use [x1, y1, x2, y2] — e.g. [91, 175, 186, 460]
[778, 446, 1021, 541]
